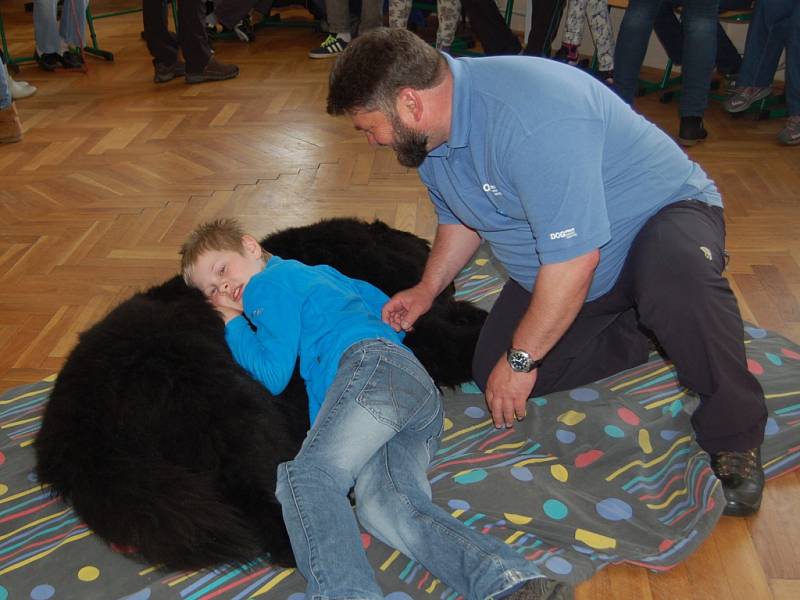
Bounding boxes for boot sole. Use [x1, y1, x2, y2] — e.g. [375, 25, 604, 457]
[185, 71, 239, 84]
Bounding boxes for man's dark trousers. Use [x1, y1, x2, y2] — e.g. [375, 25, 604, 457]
[472, 199, 767, 455]
[142, 0, 212, 74]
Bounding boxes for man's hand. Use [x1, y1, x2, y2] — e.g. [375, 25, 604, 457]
[485, 356, 537, 428]
[382, 285, 435, 332]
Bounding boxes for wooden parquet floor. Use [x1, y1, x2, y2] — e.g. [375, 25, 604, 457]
[1, 3, 799, 598]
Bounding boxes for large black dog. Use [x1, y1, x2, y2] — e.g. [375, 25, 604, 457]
[35, 218, 487, 571]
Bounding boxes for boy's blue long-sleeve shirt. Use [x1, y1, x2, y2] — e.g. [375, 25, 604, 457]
[224, 256, 406, 424]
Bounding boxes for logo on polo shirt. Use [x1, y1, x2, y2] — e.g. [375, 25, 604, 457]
[549, 227, 577, 240]
[482, 183, 503, 196]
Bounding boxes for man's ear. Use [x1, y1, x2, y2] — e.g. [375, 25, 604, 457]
[241, 234, 262, 257]
[396, 87, 424, 123]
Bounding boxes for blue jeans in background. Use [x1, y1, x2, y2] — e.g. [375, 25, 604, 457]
[33, 0, 88, 55]
[614, 0, 719, 117]
[0, 61, 11, 109]
[276, 338, 549, 600]
[737, 0, 798, 116]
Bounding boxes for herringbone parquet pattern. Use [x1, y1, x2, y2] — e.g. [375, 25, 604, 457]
[1, 2, 799, 598]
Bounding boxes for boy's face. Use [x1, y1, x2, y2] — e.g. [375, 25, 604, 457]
[191, 235, 264, 312]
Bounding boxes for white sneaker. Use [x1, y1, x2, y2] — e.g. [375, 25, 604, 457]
[9, 75, 37, 99]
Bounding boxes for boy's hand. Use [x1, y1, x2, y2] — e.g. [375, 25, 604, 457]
[213, 304, 243, 324]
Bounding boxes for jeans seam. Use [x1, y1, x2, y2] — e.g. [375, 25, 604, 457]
[284, 464, 325, 592]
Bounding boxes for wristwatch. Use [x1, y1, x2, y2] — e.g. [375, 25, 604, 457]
[506, 348, 544, 373]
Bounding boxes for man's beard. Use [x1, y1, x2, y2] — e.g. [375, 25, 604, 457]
[392, 117, 430, 168]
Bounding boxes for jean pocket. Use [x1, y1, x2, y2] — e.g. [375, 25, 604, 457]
[356, 353, 435, 432]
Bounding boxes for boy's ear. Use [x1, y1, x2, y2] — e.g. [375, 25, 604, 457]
[241, 234, 262, 257]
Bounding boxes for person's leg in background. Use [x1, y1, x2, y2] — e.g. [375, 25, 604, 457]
[459, 0, 522, 55]
[524, 0, 566, 57]
[33, 0, 64, 70]
[358, 0, 384, 34]
[58, 0, 89, 67]
[674, 0, 718, 146]
[309, 0, 354, 57]
[723, 0, 790, 113]
[0, 63, 22, 144]
[777, 0, 799, 145]
[388, 0, 413, 32]
[613, 0, 664, 103]
[178, 0, 239, 83]
[433, 0, 461, 52]
[213, 0, 258, 42]
[142, 0, 184, 81]
[585, 0, 615, 82]
[554, 0, 590, 65]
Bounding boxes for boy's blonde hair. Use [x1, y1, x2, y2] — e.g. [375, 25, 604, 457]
[180, 218, 247, 286]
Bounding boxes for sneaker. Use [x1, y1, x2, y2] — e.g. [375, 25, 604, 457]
[36, 51, 61, 71]
[499, 578, 573, 600]
[553, 43, 579, 66]
[8, 75, 37, 99]
[227, 16, 255, 42]
[678, 116, 708, 147]
[60, 50, 84, 69]
[711, 447, 764, 517]
[777, 116, 800, 146]
[308, 34, 348, 59]
[153, 60, 187, 83]
[722, 86, 772, 113]
[185, 57, 239, 84]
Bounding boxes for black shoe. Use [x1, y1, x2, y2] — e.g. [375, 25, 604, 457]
[500, 578, 573, 600]
[185, 57, 239, 84]
[60, 50, 84, 69]
[36, 51, 61, 71]
[223, 15, 255, 42]
[678, 116, 708, 147]
[153, 60, 187, 83]
[711, 447, 764, 517]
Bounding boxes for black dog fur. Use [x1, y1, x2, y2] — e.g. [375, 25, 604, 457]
[35, 218, 487, 571]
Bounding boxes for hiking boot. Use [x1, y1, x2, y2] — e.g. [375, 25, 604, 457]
[723, 86, 772, 113]
[0, 102, 23, 144]
[308, 34, 348, 59]
[777, 116, 800, 146]
[36, 51, 61, 71]
[60, 50, 84, 69]
[154, 60, 187, 83]
[711, 447, 764, 517]
[185, 57, 239, 84]
[500, 578, 573, 600]
[678, 116, 708, 147]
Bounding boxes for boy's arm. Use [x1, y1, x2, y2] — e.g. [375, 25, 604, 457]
[224, 287, 301, 395]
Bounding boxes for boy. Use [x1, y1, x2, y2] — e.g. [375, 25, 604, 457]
[180, 218, 571, 600]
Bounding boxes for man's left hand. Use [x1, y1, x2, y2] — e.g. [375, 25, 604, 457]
[485, 357, 537, 428]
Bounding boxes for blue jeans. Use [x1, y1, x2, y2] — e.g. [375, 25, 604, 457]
[33, 0, 88, 55]
[737, 0, 798, 116]
[615, 0, 719, 117]
[0, 61, 11, 109]
[276, 339, 547, 600]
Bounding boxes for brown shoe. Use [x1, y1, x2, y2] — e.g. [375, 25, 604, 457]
[0, 102, 23, 144]
[154, 60, 187, 83]
[185, 58, 239, 84]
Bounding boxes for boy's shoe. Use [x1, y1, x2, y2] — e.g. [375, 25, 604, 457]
[711, 447, 764, 517]
[308, 34, 348, 59]
[0, 103, 23, 144]
[185, 57, 239, 84]
[722, 86, 772, 113]
[8, 75, 37, 99]
[777, 116, 800, 146]
[60, 50, 84, 69]
[500, 578, 573, 600]
[678, 116, 708, 147]
[36, 51, 61, 71]
[154, 60, 187, 83]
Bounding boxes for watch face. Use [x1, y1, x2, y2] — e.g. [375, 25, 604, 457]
[508, 349, 533, 372]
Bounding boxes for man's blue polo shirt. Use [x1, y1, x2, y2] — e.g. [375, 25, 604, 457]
[418, 55, 721, 300]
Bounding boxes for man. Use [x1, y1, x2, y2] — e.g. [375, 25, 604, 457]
[327, 27, 767, 517]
